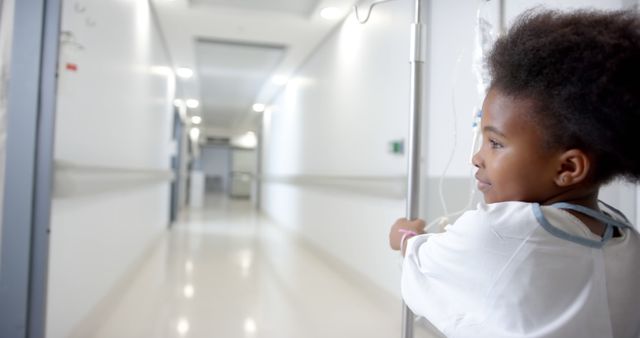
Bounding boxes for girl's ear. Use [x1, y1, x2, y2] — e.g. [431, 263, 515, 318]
[555, 149, 591, 187]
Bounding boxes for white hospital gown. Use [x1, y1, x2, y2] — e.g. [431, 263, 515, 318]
[402, 201, 640, 338]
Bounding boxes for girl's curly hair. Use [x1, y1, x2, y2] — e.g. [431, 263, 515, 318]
[488, 8, 640, 184]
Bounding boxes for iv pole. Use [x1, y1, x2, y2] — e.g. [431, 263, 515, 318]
[403, 0, 425, 337]
[354, 1, 426, 337]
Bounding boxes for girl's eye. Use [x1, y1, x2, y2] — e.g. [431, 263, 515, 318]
[489, 139, 503, 149]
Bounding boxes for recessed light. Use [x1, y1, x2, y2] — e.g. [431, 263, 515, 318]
[191, 116, 202, 124]
[186, 99, 199, 108]
[252, 103, 265, 112]
[176, 67, 193, 78]
[190, 128, 200, 140]
[320, 7, 341, 20]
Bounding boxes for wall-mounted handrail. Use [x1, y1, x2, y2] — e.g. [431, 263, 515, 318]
[260, 174, 406, 199]
[53, 160, 174, 198]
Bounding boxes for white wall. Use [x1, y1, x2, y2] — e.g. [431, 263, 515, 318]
[261, 0, 411, 297]
[46, 0, 175, 337]
[261, 0, 637, 300]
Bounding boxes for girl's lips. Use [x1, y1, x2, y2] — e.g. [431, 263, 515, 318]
[475, 174, 491, 192]
[477, 180, 491, 192]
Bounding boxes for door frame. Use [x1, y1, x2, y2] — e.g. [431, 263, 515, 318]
[0, 0, 61, 337]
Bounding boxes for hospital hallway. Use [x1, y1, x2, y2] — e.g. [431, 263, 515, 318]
[2, 0, 640, 337]
[73, 194, 437, 338]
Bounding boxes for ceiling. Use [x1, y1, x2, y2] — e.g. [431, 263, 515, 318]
[151, 0, 359, 138]
[195, 39, 285, 130]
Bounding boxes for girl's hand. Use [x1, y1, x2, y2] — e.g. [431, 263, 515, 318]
[389, 218, 426, 254]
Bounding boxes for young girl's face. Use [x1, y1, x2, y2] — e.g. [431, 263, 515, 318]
[472, 88, 561, 204]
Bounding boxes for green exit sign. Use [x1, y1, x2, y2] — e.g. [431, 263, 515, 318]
[389, 139, 404, 155]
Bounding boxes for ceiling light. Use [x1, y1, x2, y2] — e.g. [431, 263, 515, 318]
[191, 116, 202, 124]
[252, 103, 265, 112]
[173, 99, 184, 107]
[232, 131, 257, 149]
[176, 67, 193, 78]
[320, 7, 341, 20]
[186, 99, 199, 108]
[190, 127, 200, 141]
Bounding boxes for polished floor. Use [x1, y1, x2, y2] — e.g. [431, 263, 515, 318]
[81, 195, 440, 338]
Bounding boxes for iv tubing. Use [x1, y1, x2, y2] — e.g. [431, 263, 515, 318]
[354, 0, 397, 24]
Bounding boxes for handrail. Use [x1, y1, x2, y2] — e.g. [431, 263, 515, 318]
[53, 160, 174, 198]
[260, 174, 406, 199]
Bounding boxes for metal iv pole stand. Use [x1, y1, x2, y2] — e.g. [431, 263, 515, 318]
[402, 0, 425, 337]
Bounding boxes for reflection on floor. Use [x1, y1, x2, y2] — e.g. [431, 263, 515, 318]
[80, 195, 439, 338]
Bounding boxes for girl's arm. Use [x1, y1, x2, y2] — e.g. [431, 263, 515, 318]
[389, 218, 426, 255]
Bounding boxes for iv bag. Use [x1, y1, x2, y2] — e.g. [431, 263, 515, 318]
[472, 8, 497, 98]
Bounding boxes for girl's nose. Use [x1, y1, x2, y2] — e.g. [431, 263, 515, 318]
[472, 151, 482, 168]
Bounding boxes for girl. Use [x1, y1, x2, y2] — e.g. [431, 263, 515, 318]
[390, 8, 640, 338]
